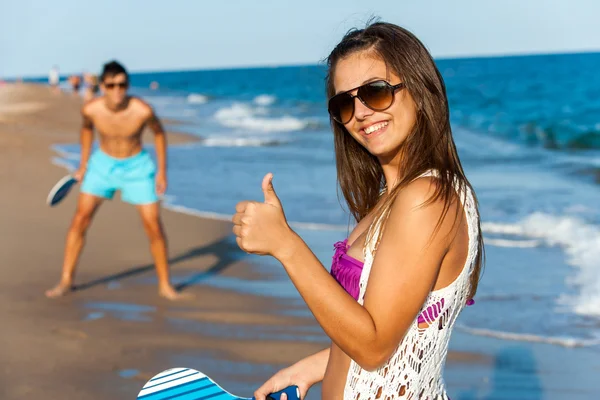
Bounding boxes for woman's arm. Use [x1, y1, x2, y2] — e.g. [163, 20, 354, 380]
[234, 176, 458, 371]
[253, 348, 330, 400]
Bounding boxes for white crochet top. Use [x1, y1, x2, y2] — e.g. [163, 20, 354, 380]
[343, 171, 479, 399]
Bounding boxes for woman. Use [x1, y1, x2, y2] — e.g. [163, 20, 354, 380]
[232, 21, 484, 400]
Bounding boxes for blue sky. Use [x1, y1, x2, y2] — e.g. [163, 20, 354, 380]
[1, 0, 599, 78]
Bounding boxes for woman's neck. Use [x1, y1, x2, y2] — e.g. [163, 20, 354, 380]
[380, 155, 403, 194]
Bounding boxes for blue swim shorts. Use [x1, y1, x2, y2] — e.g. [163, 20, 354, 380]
[80, 149, 159, 205]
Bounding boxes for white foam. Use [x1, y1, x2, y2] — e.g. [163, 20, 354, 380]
[254, 94, 276, 106]
[201, 137, 286, 147]
[214, 103, 306, 132]
[483, 213, 600, 318]
[187, 93, 208, 104]
[481, 222, 525, 235]
[457, 324, 600, 348]
[484, 238, 542, 248]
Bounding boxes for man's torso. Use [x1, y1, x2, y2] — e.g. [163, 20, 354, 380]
[86, 96, 151, 158]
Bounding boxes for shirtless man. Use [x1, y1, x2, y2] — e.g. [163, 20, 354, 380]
[46, 60, 182, 300]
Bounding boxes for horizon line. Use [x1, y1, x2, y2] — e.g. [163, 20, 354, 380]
[9, 48, 600, 81]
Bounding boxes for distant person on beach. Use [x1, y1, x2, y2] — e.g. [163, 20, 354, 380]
[68, 74, 81, 94]
[233, 21, 485, 399]
[83, 73, 100, 102]
[46, 60, 183, 300]
[49, 65, 60, 93]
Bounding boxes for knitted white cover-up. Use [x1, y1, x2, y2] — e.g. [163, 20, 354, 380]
[343, 171, 479, 400]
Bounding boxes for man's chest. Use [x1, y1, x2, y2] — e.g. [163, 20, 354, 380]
[92, 114, 146, 138]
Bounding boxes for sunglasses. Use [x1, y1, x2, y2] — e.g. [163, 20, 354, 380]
[328, 80, 406, 124]
[104, 82, 128, 90]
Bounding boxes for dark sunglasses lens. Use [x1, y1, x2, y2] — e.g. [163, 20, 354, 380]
[329, 93, 354, 124]
[359, 81, 393, 110]
[105, 82, 128, 89]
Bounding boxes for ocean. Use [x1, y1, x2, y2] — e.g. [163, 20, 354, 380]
[51, 52, 600, 356]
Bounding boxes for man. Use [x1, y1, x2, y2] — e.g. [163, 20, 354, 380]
[46, 60, 182, 300]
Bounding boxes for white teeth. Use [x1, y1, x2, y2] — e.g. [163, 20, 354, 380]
[364, 121, 388, 135]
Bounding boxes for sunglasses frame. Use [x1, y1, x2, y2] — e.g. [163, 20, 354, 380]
[328, 80, 406, 124]
[103, 82, 129, 90]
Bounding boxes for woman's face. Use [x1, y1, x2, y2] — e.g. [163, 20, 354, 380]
[333, 51, 418, 162]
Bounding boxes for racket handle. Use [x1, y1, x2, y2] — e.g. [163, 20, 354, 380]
[265, 385, 300, 400]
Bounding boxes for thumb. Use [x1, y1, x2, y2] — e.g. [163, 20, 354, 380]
[296, 385, 308, 400]
[262, 173, 281, 206]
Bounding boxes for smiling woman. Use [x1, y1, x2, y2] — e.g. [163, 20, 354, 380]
[232, 20, 485, 400]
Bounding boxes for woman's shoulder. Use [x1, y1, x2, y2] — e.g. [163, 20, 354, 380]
[383, 175, 465, 240]
[394, 175, 443, 211]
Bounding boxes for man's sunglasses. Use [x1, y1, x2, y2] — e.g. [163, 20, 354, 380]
[104, 82, 128, 90]
[328, 80, 406, 124]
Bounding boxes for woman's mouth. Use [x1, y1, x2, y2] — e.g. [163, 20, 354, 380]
[363, 121, 388, 137]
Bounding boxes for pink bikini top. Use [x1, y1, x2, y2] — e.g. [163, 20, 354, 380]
[330, 239, 363, 301]
[329, 239, 474, 323]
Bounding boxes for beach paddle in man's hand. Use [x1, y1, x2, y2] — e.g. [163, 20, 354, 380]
[232, 173, 294, 258]
[137, 367, 300, 400]
[46, 174, 78, 207]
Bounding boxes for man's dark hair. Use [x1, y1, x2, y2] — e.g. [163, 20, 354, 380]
[100, 60, 128, 82]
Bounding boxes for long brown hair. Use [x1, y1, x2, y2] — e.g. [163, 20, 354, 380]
[325, 21, 485, 298]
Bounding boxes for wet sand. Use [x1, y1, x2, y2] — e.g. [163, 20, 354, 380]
[0, 83, 492, 400]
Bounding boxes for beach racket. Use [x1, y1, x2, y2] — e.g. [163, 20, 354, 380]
[137, 368, 300, 400]
[46, 174, 78, 206]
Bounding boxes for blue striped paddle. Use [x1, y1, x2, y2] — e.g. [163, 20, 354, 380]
[137, 368, 300, 400]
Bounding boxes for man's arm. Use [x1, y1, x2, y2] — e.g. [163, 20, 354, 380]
[147, 107, 168, 194]
[76, 108, 94, 180]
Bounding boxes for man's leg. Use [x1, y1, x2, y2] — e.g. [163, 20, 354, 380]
[46, 193, 104, 298]
[136, 202, 183, 300]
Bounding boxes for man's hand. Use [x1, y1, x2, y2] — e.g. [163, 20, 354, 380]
[147, 107, 168, 195]
[156, 171, 167, 196]
[73, 167, 87, 182]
